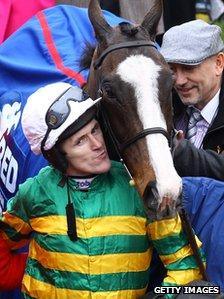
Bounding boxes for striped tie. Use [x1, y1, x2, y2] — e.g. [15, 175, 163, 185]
[187, 109, 202, 144]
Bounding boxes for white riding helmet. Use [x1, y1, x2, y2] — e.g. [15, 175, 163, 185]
[22, 82, 101, 155]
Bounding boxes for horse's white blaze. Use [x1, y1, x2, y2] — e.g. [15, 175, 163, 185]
[116, 55, 182, 201]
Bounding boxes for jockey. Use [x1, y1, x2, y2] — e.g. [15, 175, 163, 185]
[0, 82, 204, 298]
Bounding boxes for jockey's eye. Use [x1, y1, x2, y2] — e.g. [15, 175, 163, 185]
[102, 83, 116, 99]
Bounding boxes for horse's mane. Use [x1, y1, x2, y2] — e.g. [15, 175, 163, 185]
[80, 42, 96, 70]
[80, 22, 139, 70]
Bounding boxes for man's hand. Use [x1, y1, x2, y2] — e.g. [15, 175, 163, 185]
[143, 181, 182, 221]
[172, 130, 185, 157]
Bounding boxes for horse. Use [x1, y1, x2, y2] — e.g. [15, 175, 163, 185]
[84, 0, 182, 210]
[82, 0, 211, 289]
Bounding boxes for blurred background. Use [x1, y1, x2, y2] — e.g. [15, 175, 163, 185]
[56, 0, 224, 43]
[1, 0, 224, 46]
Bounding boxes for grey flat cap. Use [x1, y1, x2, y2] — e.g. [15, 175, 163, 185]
[160, 20, 224, 65]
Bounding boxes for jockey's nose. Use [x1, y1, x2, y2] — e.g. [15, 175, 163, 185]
[89, 135, 102, 149]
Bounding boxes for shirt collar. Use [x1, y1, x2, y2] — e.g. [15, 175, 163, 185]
[200, 89, 220, 124]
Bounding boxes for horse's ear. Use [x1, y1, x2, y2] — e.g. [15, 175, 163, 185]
[141, 0, 163, 40]
[88, 0, 112, 42]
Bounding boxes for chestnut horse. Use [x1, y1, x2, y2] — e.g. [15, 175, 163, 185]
[85, 0, 182, 209]
[81, 0, 209, 286]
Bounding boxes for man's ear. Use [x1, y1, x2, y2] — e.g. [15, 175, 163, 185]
[215, 52, 224, 75]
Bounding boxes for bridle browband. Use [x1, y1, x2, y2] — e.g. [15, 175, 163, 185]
[93, 40, 157, 69]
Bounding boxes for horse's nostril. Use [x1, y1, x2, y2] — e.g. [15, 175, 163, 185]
[143, 181, 159, 205]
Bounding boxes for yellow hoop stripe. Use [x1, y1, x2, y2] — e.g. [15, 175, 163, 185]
[22, 275, 147, 299]
[29, 239, 152, 274]
[2, 212, 31, 235]
[164, 267, 204, 285]
[148, 215, 182, 240]
[30, 215, 147, 237]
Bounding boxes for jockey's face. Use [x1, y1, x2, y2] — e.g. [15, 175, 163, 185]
[61, 119, 111, 176]
[170, 53, 224, 110]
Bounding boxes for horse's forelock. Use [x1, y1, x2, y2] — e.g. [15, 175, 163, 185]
[79, 42, 96, 70]
[118, 22, 139, 37]
[80, 23, 140, 71]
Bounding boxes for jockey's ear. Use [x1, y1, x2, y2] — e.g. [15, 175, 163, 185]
[141, 0, 163, 41]
[88, 0, 112, 43]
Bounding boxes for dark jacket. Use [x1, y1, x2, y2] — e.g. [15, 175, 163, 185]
[173, 77, 224, 180]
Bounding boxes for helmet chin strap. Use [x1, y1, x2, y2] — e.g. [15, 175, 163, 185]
[66, 177, 78, 241]
[57, 175, 78, 241]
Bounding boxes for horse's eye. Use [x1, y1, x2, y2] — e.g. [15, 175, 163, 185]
[102, 84, 116, 99]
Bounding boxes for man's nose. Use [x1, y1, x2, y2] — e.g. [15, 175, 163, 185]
[174, 70, 188, 86]
[89, 135, 102, 149]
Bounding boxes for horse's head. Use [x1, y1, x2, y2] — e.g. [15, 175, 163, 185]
[87, 0, 182, 207]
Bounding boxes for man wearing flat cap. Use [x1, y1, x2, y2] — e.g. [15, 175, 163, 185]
[160, 19, 224, 180]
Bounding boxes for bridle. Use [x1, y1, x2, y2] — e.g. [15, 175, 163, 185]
[94, 39, 170, 156]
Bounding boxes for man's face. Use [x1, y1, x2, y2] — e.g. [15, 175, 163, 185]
[61, 119, 111, 176]
[170, 54, 223, 110]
